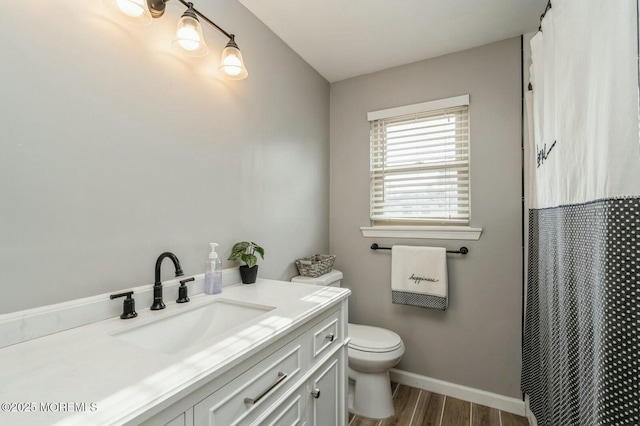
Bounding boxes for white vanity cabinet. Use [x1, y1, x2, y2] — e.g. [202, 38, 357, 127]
[255, 341, 346, 426]
[0, 279, 350, 426]
[306, 352, 342, 426]
[141, 300, 348, 426]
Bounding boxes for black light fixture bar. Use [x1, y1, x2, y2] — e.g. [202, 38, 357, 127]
[147, 0, 233, 40]
[175, 0, 232, 39]
[141, 0, 248, 79]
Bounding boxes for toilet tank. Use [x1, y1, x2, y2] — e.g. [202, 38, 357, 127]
[291, 269, 343, 287]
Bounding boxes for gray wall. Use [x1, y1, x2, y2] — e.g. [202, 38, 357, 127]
[0, 0, 329, 314]
[330, 38, 523, 398]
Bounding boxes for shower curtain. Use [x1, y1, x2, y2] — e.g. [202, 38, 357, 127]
[521, 1, 640, 425]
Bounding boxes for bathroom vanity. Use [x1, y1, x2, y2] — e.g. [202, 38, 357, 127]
[0, 278, 350, 425]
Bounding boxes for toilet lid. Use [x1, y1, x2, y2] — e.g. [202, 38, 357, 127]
[348, 323, 403, 353]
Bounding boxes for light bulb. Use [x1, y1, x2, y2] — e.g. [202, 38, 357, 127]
[115, 0, 145, 17]
[176, 24, 200, 51]
[173, 8, 207, 56]
[218, 38, 248, 80]
[222, 53, 242, 76]
[107, 0, 151, 24]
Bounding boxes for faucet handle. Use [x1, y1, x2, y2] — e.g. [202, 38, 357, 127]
[177, 277, 195, 303]
[110, 291, 138, 320]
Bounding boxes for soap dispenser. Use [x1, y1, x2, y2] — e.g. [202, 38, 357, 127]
[205, 243, 222, 295]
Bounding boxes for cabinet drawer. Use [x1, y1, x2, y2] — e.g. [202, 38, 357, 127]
[252, 385, 306, 426]
[307, 309, 342, 364]
[163, 412, 185, 426]
[194, 334, 305, 426]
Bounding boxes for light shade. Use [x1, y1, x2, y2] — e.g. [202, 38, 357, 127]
[111, 0, 152, 24]
[218, 35, 248, 80]
[173, 5, 208, 56]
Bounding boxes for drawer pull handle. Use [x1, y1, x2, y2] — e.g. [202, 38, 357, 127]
[311, 389, 321, 399]
[244, 371, 287, 405]
[325, 333, 335, 342]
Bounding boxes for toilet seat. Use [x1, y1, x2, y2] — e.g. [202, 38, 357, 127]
[348, 323, 403, 353]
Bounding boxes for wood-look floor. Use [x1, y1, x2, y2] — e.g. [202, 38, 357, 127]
[348, 383, 529, 426]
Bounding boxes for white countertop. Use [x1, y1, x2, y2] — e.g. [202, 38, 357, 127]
[0, 279, 350, 425]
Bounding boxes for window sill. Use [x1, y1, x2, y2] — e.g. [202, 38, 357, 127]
[360, 226, 483, 240]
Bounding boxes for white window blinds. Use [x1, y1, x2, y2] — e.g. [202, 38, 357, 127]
[368, 95, 470, 225]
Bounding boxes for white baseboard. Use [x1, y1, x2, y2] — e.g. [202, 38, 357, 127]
[524, 394, 539, 426]
[389, 369, 525, 416]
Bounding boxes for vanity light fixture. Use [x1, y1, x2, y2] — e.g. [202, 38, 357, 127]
[113, 0, 248, 79]
[173, 3, 208, 56]
[219, 35, 248, 80]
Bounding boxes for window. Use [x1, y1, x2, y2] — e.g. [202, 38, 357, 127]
[368, 95, 470, 226]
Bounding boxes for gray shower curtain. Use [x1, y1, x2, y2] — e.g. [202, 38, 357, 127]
[521, 1, 640, 425]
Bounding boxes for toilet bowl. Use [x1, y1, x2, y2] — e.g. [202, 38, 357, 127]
[347, 323, 404, 418]
[291, 270, 404, 419]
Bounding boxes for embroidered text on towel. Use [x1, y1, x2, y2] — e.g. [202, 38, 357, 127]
[409, 274, 439, 284]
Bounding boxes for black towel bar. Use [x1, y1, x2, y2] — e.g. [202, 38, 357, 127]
[370, 243, 468, 255]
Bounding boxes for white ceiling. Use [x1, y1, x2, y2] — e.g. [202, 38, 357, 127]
[238, 0, 547, 82]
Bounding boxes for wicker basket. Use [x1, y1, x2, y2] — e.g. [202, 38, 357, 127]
[295, 254, 336, 278]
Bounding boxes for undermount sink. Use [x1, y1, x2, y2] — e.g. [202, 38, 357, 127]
[111, 299, 275, 355]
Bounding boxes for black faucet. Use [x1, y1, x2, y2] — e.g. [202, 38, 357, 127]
[151, 252, 184, 310]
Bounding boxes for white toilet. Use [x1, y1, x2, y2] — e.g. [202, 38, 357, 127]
[291, 270, 404, 419]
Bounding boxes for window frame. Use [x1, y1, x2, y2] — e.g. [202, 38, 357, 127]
[362, 95, 482, 240]
[369, 95, 471, 224]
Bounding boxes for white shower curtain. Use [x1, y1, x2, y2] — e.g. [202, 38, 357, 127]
[522, 0, 640, 425]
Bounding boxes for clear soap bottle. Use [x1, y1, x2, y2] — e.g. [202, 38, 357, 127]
[205, 243, 222, 295]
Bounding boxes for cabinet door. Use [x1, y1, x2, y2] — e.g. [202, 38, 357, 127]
[307, 355, 340, 426]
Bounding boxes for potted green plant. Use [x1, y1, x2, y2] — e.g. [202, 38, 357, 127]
[228, 241, 264, 284]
